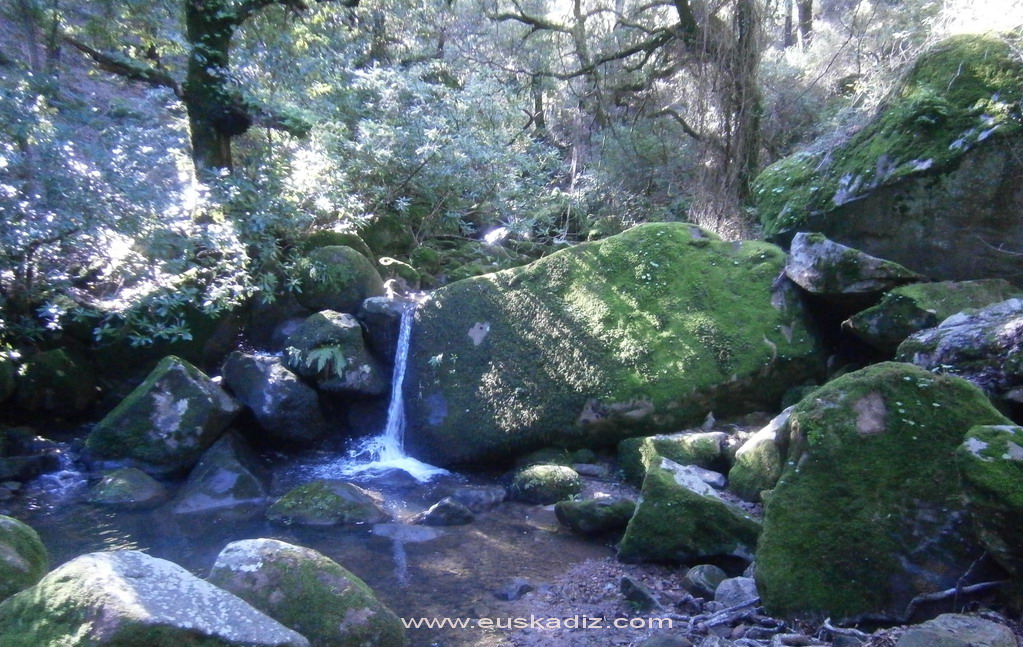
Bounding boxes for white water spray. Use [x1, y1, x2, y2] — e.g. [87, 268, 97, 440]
[323, 302, 448, 483]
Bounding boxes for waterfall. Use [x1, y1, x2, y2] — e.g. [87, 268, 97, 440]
[319, 301, 448, 483]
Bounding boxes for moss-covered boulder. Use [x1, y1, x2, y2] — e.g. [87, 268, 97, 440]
[618, 431, 729, 486]
[618, 458, 760, 564]
[267, 479, 390, 526]
[784, 232, 923, 298]
[302, 229, 374, 260]
[13, 349, 96, 415]
[681, 564, 728, 599]
[88, 467, 168, 509]
[0, 550, 309, 647]
[222, 352, 328, 446]
[755, 362, 1013, 620]
[209, 538, 405, 647]
[285, 310, 388, 396]
[957, 425, 1023, 578]
[727, 408, 793, 502]
[86, 356, 240, 476]
[844, 279, 1022, 354]
[378, 257, 421, 293]
[509, 464, 582, 505]
[897, 298, 1023, 405]
[0, 515, 47, 603]
[555, 498, 636, 536]
[405, 223, 823, 466]
[756, 35, 1023, 285]
[170, 432, 269, 520]
[296, 245, 385, 314]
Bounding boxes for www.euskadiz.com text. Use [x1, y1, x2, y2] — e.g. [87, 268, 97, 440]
[402, 615, 673, 630]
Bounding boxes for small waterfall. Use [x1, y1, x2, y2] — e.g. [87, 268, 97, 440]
[319, 301, 448, 483]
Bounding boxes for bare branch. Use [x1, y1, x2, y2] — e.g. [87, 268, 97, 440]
[652, 108, 703, 140]
[62, 35, 182, 97]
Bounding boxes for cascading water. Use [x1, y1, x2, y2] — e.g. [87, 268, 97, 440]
[317, 301, 448, 483]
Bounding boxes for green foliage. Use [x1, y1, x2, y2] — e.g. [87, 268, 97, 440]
[286, 344, 347, 379]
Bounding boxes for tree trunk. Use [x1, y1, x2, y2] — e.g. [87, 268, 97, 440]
[184, 0, 239, 175]
[797, 0, 812, 47]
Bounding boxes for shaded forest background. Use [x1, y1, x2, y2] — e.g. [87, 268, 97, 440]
[1, 0, 1020, 350]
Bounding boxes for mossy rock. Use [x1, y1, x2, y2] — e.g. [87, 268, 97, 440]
[618, 431, 729, 486]
[85, 356, 240, 476]
[88, 467, 168, 509]
[508, 464, 582, 505]
[756, 35, 1023, 285]
[957, 425, 1023, 578]
[0, 355, 15, 403]
[209, 538, 406, 647]
[844, 279, 1022, 353]
[618, 458, 760, 564]
[296, 245, 385, 314]
[378, 257, 421, 291]
[284, 311, 388, 396]
[727, 408, 792, 502]
[302, 230, 374, 260]
[410, 246, 443, 275]
[554, 498, 636, 535]
[13, 349, 96, 415]
[267, 480, 390, 526]
[169, 432, 269, 520]
[360, 213, 415, 258]
[755, 362, 1012, 620]
[0, 515, 48, 603]
[405, 223, 823, 466]
[0, 550, 308, 647]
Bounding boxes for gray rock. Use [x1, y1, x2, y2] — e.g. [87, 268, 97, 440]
[728, 408, 793, 502]
[714, 576, 758, 607]
[222, 351, 328, 446]
[357, 296, 406, 363]
[0, 550, 308, 646]
[638, 635, 694, 647]
[285, 310, 388, 396]
[784, 232, 923, 298]
[448, 485, 506, 512]
[682, 564, 729, 599]
[897, 298, 1023, 405]
[0, 515, 47, 603]
[412, 497, 474, 526]
[494, 577, 533, 601]
[896, 613, 1017, 647]
[170, 432, 269, 520]
[88, 467, 168, 509]
[208, 538, 406, 647]
[86, 355, 240, 476]
[620, 575, 661, 611]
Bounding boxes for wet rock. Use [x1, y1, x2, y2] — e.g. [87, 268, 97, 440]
[957, 425, 1023, 577]
[284, 310, 388, 396]
[88, 467, 168, 509]
[406, 223, 823, 466]
[682, 564, 728, 599]
[784, 232, 923, 300]
[170, 432, 269, 520]
[509, 465, 582, 505]
[843, 279, 1021, 354]
[895, 613, 1017, 647]
[897, 298, 1023, 406]
[357, 296, 405, 362]
[555, 498, 636, 536]
[494, 577, 534, 601]
[0, 427, 62, 482]
[618, 458, 760, 564]
[620, 575, 660, 611]
[267, 479, 390, 526]
[13, 348, 97, 414]
[619, 431, 730, 486]
[714, 577, 758, 607]
[728, 408, 793, 502]
[86, 355, 240, 476]
[412, 497, 474, 526]
[756, 362, 1012, 619]
[0, 515, 47, 603]
[0, 550, 308, 646]
[448, 485, 506, 512]
[208, 538, 406, 647]
[295, 245, 385, 314]
[222, 352, 328, 446]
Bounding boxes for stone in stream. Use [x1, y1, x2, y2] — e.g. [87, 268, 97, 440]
[508, 464, 582, 505]
[267, 479, 391, 526]
[170, 431, 269, 520]
[411, 497, 474, 526]
[87, 467, 168, 509]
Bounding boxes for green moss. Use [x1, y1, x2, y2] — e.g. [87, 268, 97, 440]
[555, 498, 636, 535]
[302, 230, 374, 260]
[408, 222, 822, 465]
[618, 432, 727, 486]
[617, 461, 760, 563]
[758, 35, 1023, 238]
[296, 245, 385, 313]
[378, 256, 421, 288]
[267, 480, 387, 526]
[756, 362, 1012, 619]
[509, 464, 582, 504]
[0, 515, 48, 603]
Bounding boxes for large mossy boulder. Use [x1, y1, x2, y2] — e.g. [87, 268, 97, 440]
[956, 425, 1023, 578]
[405, 223, 823, 466]
[618, 431, 729, 486]
[208, 538, 406, 647]
[296, 245, 385, 314]
[755, 362, 1012, 620]
[0, 550, 309, 647]
[756, 35, 1023, 285]
[845, 279, 1022, 354]
[267, 479, 391, 527]
[508, 464, 582, 505]
[617, 458, 760, 564]
[0, 515, 48, 603]
[86, 356, 240, 476]
[13, 349, 97, 415]
[784, 232, 923, 299]
[555, 498, 636, 536]
[285, 311, 388, 396]
[222, 352, 328, 446]
[170, 432, 269, 520]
